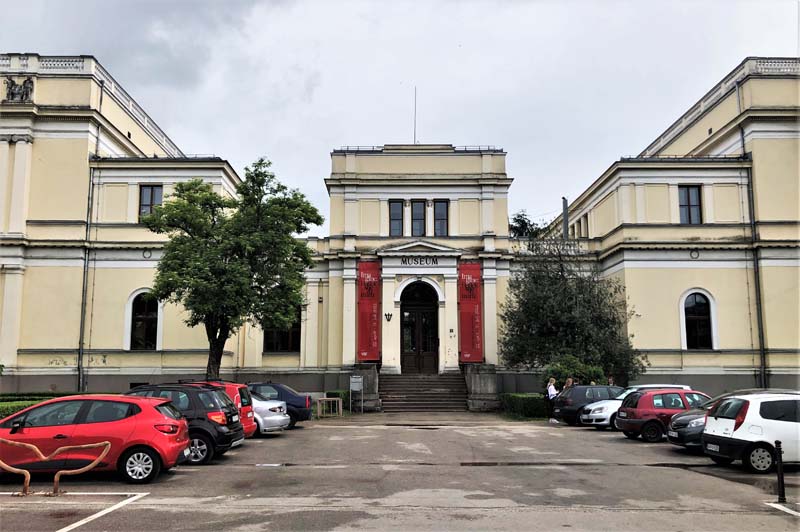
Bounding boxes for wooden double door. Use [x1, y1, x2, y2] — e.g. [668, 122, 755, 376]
[400, 306, 438, 374]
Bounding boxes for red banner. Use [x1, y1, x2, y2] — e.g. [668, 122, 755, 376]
[357, 260, 381, 362]
[458, 262, 483, 363]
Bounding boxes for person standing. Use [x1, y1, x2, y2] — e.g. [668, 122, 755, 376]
[546, 377, 559, 423]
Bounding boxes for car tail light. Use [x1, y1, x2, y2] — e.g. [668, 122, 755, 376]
[269, 406, 281, 413]
[155, 424, 179, 434]
[733, 400, 750, 432]
[207, 411, 227, 425]
[247, 411, 254, 418]
[306, 396, 311, 409]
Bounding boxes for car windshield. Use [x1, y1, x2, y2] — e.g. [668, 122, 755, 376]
[214, 390, 236, 408]
[280, 384, 303, 396]
[614, 389, 635, 401]
[251, 391, 269, 402]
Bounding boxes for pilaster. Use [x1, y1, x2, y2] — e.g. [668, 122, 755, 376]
[0, 140, 10, 232]
[341, 259, 357, 367]
[8, 136, 33, 235]
[482, 258, 498, 366]
[703, 185, 715, 223]
[443, 274, 459, 372]
[669, 185, 680, 224]
[403, 200, 411, 237]
[0, 267, 25, 369]
[380, 274, 401, 374]
[426, 200, 434, 236]
[635, 184, 647, 224]
[304, 281, 320, 367]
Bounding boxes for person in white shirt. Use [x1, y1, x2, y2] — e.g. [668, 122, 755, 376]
[546, 377, 559, 423]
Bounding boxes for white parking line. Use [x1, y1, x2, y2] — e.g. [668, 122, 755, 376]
[764, 502, 800, 517]
[55, 492, 149, 532]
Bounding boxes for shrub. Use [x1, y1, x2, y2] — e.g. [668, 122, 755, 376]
[499, 393, 547, 419]
[0, 401, 39, 419]
[325, 390, 351, 411]
[0, 393, 77, 402]
[541, 355, 606, 389]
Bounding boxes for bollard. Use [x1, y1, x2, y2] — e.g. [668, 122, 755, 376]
[775, 440, 786, 504]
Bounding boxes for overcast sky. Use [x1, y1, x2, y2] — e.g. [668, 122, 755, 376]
[2, 0, 797, 235]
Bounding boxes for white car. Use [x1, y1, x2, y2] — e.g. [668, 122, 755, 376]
[703, 393, 799, 473]
[580, 384, 692, 429]
[251, 392, 291, 434]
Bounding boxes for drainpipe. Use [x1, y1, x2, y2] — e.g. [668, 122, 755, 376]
[77, 80, 104, 392]
[561, 197, 569, 239]
[736, 80, 768, 388]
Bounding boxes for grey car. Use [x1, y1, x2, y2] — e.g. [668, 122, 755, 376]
[251, 392, 291, 434]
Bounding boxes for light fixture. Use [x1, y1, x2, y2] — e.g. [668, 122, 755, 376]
[384, 313, 393, 322]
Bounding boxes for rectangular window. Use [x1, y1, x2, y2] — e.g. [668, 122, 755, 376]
[434, 200, 448, 236]
[389, 200, 404, 236]
[264, 310, 301, 353]
[411, 200, 426, 237]
[679, 185, 702, 225]
[139, 185, 163, 219]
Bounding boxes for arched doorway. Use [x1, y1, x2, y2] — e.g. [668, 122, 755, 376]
[400, 281, 439, 374]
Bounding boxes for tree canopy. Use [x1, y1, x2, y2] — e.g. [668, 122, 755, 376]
[143, 157, 323, 379]
[499, 238, 646, 385]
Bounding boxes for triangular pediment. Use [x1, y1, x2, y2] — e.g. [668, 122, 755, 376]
[377, 240, 464, 256]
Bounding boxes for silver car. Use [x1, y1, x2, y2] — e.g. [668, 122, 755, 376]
[251, 392, 291, 434]
[580, 384, 691, 429]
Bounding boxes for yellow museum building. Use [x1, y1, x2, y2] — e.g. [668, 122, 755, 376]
[0, 54, 797, 397]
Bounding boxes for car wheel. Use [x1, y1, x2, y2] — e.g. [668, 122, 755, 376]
[640, 422, 663, 443]
[188, 434, 215, 465]
[623, 431, 639, 440]
[564, 417, 577, 426]
[288, 413, 298, 429]
[119, 447, 161, 484]
[710, 455, 734, 466]
[609, 414, 618, 431]
[744, 443, 775, 474]
[254, 420, 263, 437]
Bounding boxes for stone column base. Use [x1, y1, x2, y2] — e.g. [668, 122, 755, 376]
[464, 363, 499, 412]
[352, 363, 382, 412]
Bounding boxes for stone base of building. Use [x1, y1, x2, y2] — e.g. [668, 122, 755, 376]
[464, 364, 500, 411]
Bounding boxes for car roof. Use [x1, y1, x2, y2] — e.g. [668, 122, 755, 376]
[725, 392, 800, 401]
[20, 394, 168, 405]
[637, 388, 706, 395]
[630, 384, 691, 390]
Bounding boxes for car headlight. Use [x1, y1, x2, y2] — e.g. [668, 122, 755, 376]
[687, 418, 705, 428]
[591, 407, 606, 414]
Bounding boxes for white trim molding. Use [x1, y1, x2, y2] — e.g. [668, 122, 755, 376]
[393, 276, 446, 303]
[679, 287, 719, 351]
[123, 287, 164, 351]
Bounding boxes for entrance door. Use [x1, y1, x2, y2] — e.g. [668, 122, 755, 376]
[400, 282, 439, 374]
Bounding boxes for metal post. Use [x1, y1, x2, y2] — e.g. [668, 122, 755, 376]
[775, 440, 786, 503]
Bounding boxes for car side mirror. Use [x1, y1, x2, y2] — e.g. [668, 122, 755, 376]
[10, 420, 23, 434]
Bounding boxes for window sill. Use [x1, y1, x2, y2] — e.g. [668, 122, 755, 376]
[262, 352, 301, 357]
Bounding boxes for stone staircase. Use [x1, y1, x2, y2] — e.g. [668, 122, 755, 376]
[379, 374, 469, 412]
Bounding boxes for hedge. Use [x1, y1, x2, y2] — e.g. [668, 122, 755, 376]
[325, 390, 351, 411]
[499, 393, 547, 419]
[0, 401, 39, 419]
[0, 392, 77, 402]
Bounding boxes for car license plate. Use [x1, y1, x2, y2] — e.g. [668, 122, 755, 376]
[618, 411, 626, 417]
[668, 431, 678, 438]
[554, 408, 560, 413]
[232, 415, 239, 422]
[231, 438, 244, 448]
[707, 443, 720, 452]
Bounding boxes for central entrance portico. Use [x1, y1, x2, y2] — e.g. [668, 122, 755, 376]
[400, 282, 439, 374]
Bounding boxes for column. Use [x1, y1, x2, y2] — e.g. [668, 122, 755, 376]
[669, 185, 680, 224]
[443, 274, 459, 372]
[341, 259, 357, 367]
[380, 275, 400, 374]
[403, 200, 411, 236]
[0, 267, 25, 369]
[0, 139, 10, 232]
[482, 258, 499, 366]
[304, 281, 320, 367]
[8, 136, 33, 234]
[426, 200, 434, 236]
[379, 200, 389, 236]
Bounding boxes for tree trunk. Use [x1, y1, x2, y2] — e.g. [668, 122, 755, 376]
[206, 341, 224, 380]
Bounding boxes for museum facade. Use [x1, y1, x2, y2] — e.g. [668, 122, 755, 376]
[0, 54, 797, 396]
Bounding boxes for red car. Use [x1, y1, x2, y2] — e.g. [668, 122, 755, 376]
[616, 388, 710, 443]
[189, 380, 257, 438]
[0, 395, 189, 483]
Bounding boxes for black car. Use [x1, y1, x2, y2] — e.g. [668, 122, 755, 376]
[667, 388, 799, 450]
[127, 383, 245, 464]
[247, 382, 313, 428]
[553, 385, 624, 425]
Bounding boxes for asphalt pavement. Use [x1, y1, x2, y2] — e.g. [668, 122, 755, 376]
[1, 412, 797, 531]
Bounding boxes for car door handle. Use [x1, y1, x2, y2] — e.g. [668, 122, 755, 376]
[53, 434, 69, 439]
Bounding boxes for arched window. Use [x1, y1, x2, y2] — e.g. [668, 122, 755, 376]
[130, 293, 158, 350]
[684, 292, 713, 350]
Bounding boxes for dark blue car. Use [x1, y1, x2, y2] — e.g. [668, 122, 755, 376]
[247, 382, 313, 428]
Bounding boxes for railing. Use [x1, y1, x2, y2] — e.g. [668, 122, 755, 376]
[335, 145, 503, 152]
[639, 57, 800, 157]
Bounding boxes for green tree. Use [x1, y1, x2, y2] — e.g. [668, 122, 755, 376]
[508, 210, 542, 239]
[499, 238, 646, 385]
[143, 157, 323, 379]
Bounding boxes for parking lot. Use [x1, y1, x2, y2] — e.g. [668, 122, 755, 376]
[1, 412, 798, 531]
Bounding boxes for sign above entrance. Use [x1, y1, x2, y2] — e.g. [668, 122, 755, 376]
[400, 257, 438, 266]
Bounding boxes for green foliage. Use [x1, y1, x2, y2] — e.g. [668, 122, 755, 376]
[0, 393, 76, 402]
[143, 157, 323, 379]
[541, 355, 605, 388]
[0, 401, 39, 419]
[499, 393, 547, 419]
[499, 238, 646, 385]
[325, 390, 351, 411]
[508, 210, 542, 239]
